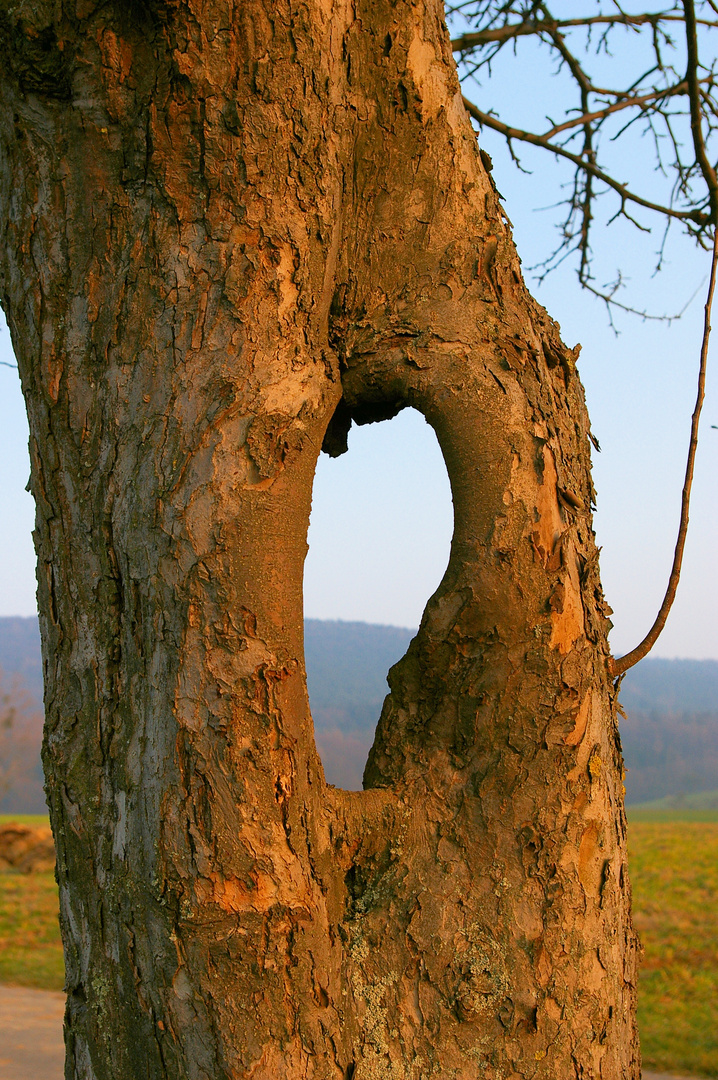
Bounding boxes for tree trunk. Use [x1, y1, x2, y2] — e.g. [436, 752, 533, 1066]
[0, 1, 639, 1077]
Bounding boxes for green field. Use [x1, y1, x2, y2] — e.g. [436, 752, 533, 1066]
[628, 814, 718, 1077]
[0, 869, 64, 990]
[0, 815, 64, 989]
[0, 814, 51, 826]
[1, 808, 717, 1075]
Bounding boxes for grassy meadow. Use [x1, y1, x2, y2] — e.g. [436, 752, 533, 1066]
[628, 809, 718, 1077]
[1, 805, 717, 1076]
[0, 869, 64, 989]
[0, 813, 64, 989]
[0, 813, 52, 826]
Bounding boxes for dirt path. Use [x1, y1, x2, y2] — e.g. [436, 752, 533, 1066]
[643, 1075, 707, 1080]
[0, 985, 705, 1079]
[0, 985, 64, 1080]
[644, 1075, 707, 1080]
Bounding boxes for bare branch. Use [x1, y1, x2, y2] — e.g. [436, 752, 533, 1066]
[449, 1, 718, 297]
[579, 271, 702, 322]
[461, 95, 709, 225]
[450, 13, 718, 54]
[541, 79, 692, 139]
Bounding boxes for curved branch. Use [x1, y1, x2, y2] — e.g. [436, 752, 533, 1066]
[461, 96, 709, 226]
[609, 226, 718, 677]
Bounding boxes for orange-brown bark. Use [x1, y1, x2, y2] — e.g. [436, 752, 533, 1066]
[0, 1, 638, 1077]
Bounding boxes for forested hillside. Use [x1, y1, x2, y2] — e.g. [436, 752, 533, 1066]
[0, 617, 44, 813]
[0, 617, 42, 703]
[1, 616, 716, 805]
[305, 619, 413, 789]
[618, 661, 718, 804]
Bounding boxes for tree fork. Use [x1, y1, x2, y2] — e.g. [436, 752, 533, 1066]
[0, 1, 638, 1077]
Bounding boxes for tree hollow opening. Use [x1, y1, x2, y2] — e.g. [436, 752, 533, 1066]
[304, 407, 453, 789]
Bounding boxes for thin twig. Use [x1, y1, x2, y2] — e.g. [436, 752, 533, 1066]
[0, 360, 18, 368]
[540, 79, 691, 139]
[579, 274, 699, 322]
[609, 225, 718, 677]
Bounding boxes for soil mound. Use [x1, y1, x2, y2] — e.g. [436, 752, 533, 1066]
[0, 823, 55, 873]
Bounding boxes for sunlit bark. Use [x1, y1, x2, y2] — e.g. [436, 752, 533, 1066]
[0, 2, 638, 1076]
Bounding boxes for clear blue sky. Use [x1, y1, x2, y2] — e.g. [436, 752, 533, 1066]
[1, 12, 717, 659]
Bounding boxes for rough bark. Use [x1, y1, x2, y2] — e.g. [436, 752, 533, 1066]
[0, 1, 639, 1077]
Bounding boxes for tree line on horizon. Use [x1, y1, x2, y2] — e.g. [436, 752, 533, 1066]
[1, 616, 715, 811]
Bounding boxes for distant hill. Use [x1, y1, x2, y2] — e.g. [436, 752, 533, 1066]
[0, 616, 42, 705]
[617, 658, 718, 804]
[0, 617, 45, 814]
[2, 615, 717, 803]
[628, 787, 718, 819]
[305, 619, 413, 789]
[619, 658, 718, 714]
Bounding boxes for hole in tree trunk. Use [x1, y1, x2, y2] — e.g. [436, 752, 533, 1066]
[304, 407, 453, 789]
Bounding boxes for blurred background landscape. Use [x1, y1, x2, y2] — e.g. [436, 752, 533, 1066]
[1, 7, 717, 1070]
[2, 613, 716, 808]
